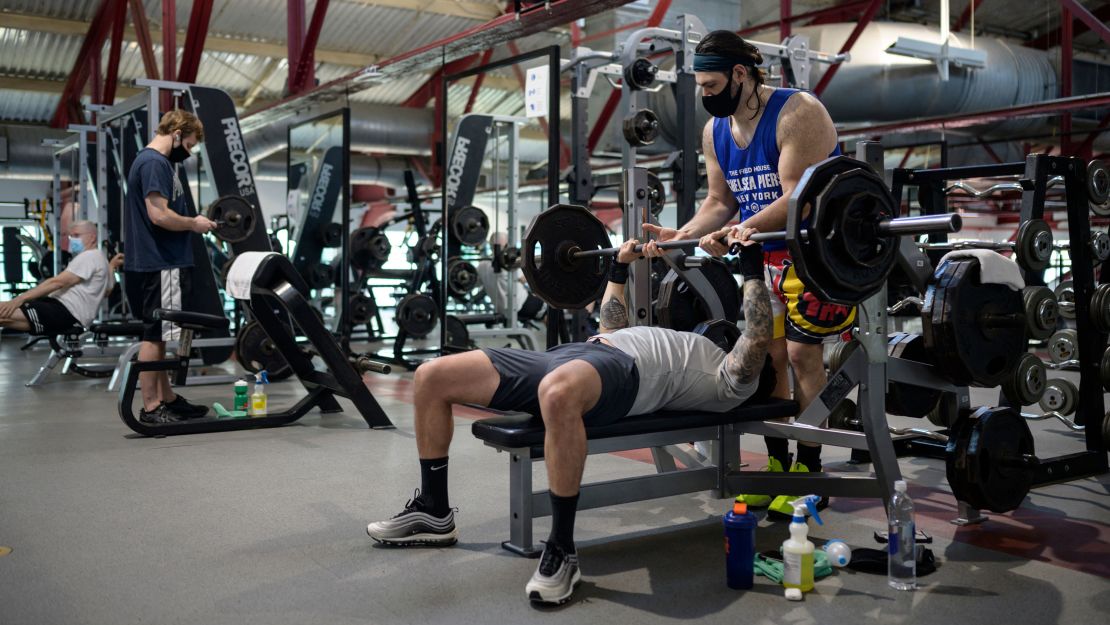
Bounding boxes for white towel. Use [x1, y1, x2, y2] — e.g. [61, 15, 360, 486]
[938, 249, 1025, 291]
[226, 252, 278, 300]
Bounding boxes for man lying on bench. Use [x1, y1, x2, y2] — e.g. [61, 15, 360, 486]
[366, 229, 774, 604]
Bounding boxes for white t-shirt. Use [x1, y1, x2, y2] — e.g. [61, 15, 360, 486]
[596, 325, 758, 415]
[476, 260, 529, 314]
[50, 250, 111, 327]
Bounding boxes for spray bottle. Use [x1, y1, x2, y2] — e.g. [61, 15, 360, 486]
[250, 370, 269, 417]
[782, 495, 823, 593]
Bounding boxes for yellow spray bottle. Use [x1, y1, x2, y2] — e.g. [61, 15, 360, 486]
[782, 495, 823, 592]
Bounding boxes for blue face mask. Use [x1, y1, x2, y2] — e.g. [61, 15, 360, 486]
[69, 236, 85, 255]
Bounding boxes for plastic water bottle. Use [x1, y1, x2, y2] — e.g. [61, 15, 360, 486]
[723, 501, 756, 589]
[887, 480, 917, 590]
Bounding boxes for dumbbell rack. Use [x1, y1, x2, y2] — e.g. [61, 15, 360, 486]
[891, 154, 1109, 522]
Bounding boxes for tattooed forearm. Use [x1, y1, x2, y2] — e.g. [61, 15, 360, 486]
[599, 296, 628, 332]
[726, 279, 773, 384]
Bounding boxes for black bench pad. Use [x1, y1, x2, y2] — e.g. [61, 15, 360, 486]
[153, 308, 230, 331]
[89, 321, 146, 336]
[471, 398, 799, 449]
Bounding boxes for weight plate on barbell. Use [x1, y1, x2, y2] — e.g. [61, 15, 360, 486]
[447, 257, 480, 299]
[922, 259, 1025, 386]
[623, 57, 658, 90]
[521, 204, 610, 310]
[451, 206, 490, 247]
[647, 170, 666, 216]
[691, 319, 742, 353]
[206, 195, 257, 244]
[787, 156, 898, 305]
[396, 292, 438, 338]
[1054, 280, 1076, 319]
[1014, 219, 1053, 273]
[1091, 283, 1110, 333]
[497, 245, 522, 271]
[826, 339, 860, 373]
[1047, 328, 1078, 364]
[235, 320, 293, 381]
[886, 333, 943, 418]
[443, 315, 470, 351]
[946, 406, 1036, 514]
[1089, 160, 1109, 206]
[350, 227, 392, 272]
[348, 293, 375, 325]
[622, 108, 660, 147]
[656, 259, 742, 331]
[1039, 378, 1078, 415]
[1022, 286, 1058, 340]
[828, 398, 859, 431]
[1002, 352, 1047, 406]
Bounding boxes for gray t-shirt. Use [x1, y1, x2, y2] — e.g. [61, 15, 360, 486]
[596, 325, 757, 415]
[50, 250, 111, 327]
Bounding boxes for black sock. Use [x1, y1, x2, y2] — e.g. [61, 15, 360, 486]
[547, 492, 579, 553]
[796, 444, 822, 471]
[419, 457, 450, 515]
[764, 436, 791, 469]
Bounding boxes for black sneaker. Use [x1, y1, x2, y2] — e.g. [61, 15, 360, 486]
[366, 490, 458, 546]
[138, 404, 187, 424]
[526, 542, 581, 605]
[165, 394, 210, 419]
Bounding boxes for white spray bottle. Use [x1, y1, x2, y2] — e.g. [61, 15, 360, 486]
[782, 494, 823, 592]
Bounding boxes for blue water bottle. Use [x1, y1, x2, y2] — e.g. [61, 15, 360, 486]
[724, 501, 757, 589]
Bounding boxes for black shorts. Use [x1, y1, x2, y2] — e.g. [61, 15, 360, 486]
[481, 342, 639, 426]
[20, 298, 81, 335]
[124, 268, 194, 342]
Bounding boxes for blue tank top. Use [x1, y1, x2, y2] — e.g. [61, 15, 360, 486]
[711, 88, 839, 251]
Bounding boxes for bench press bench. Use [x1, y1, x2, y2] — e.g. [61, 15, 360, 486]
[471, 398, 799, 556]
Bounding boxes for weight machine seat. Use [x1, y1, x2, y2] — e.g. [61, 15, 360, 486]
[153, 308, 230, 332]
[471, 398, 799, 449]
[88, 321, 146, 336]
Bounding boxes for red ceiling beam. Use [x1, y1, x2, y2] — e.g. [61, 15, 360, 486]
[812, 0, 883, 97]
[90, 54, 102, 104]
[952, 0, 985, 33]
[737, 0, 870, 35]
[103, 0, 128, 104]
[162, 0, 176, 82]
[177, 0, 214, 84]
[288, 0, 304, 83]
[1060, 0, 1110, 47]
[1027, 3, 1110, 49]
[587, 0, 671, 153]
[463, 48, 495, 114]
[289, 0, 330, 94]
[50, 0, 118, 128]
[129, 0, 159, 79]
[838, 93, 1110, 139]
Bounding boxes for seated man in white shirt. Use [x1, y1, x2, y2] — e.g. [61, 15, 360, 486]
[0, 221, 123, 334]
[475, 232, 545, 322]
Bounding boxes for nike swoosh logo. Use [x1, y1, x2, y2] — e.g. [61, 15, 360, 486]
[430, 465, 447, 471]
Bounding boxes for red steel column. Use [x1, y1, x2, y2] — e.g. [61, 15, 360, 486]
[50, 0, 117, 127]
[780, 0, 791, 40]
[103, 0, 128, 103]
[161, 0, 176, 112]
[287, 0, 305, 95]
[178, 0, 214, 84]
[130, 0, 159, 79]
[290, 0, 330, 94]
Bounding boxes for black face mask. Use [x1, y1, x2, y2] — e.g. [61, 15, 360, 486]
[168, 136, 191, 163]
[701, 74, 743, 118]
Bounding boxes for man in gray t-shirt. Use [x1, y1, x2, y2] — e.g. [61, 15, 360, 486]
[366, 229, 775, 606]
[0, 221, 122, 335]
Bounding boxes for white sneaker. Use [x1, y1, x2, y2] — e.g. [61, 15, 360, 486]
[366, 490, 458, 546]
[525, 543, 581, 604]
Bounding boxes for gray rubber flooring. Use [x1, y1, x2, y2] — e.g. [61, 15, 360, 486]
[0, 338, 1107, 625]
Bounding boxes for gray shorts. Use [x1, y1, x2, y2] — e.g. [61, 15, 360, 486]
[481, 343, 639, 426]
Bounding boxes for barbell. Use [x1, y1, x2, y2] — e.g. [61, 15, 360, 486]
[522, 156, 963, 310]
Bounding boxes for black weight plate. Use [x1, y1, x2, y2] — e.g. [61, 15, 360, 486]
[396, 292, 438, 338]
[1002, 352, 1047, 406]
[1091, 283, 1110, 333]
[656, 259, 741, 331]
[692, 319, 741, 352]
[447, 257, 480, 299]
[235, 320, 292, 381]
[444, 315, 470, 351]
[886, 333, 942, 418]
[1102, 346, 1110, 392]
[319, 222, 343, 247]
[1022, 286, 1058, 340]
[349, 293, 375, 325]
[826, 339, 860, 373]
[1088, 160, 1109, 206]
[351, 227, 391, 272]
[452, 206, 490, 247]
[922, 259, 1024, 386]
[623, 57, 657, 90]
[828, 398, 859, 431]
[206, 195, 257, 244]
[786, 156, 897, 306]
[522, 204, 610, 310]
[945, 410, 982, 509]
[303, 261, 334, 289]
[622, 109, 660, 146]
[965, 407, 1035, 513]
[1014, 219, 1053, 273]
[1047, 328, 1078, 364]
[647, 171, 666, 216]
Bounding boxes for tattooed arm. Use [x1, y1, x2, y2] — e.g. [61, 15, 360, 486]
[597, 239, 640, 333]
[725, 229, 772, 385]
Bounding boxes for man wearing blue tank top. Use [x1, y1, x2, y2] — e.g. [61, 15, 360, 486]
[644, 30, 853, 517]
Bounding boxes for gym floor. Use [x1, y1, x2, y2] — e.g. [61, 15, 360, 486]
[0, 337, 1107, 625]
